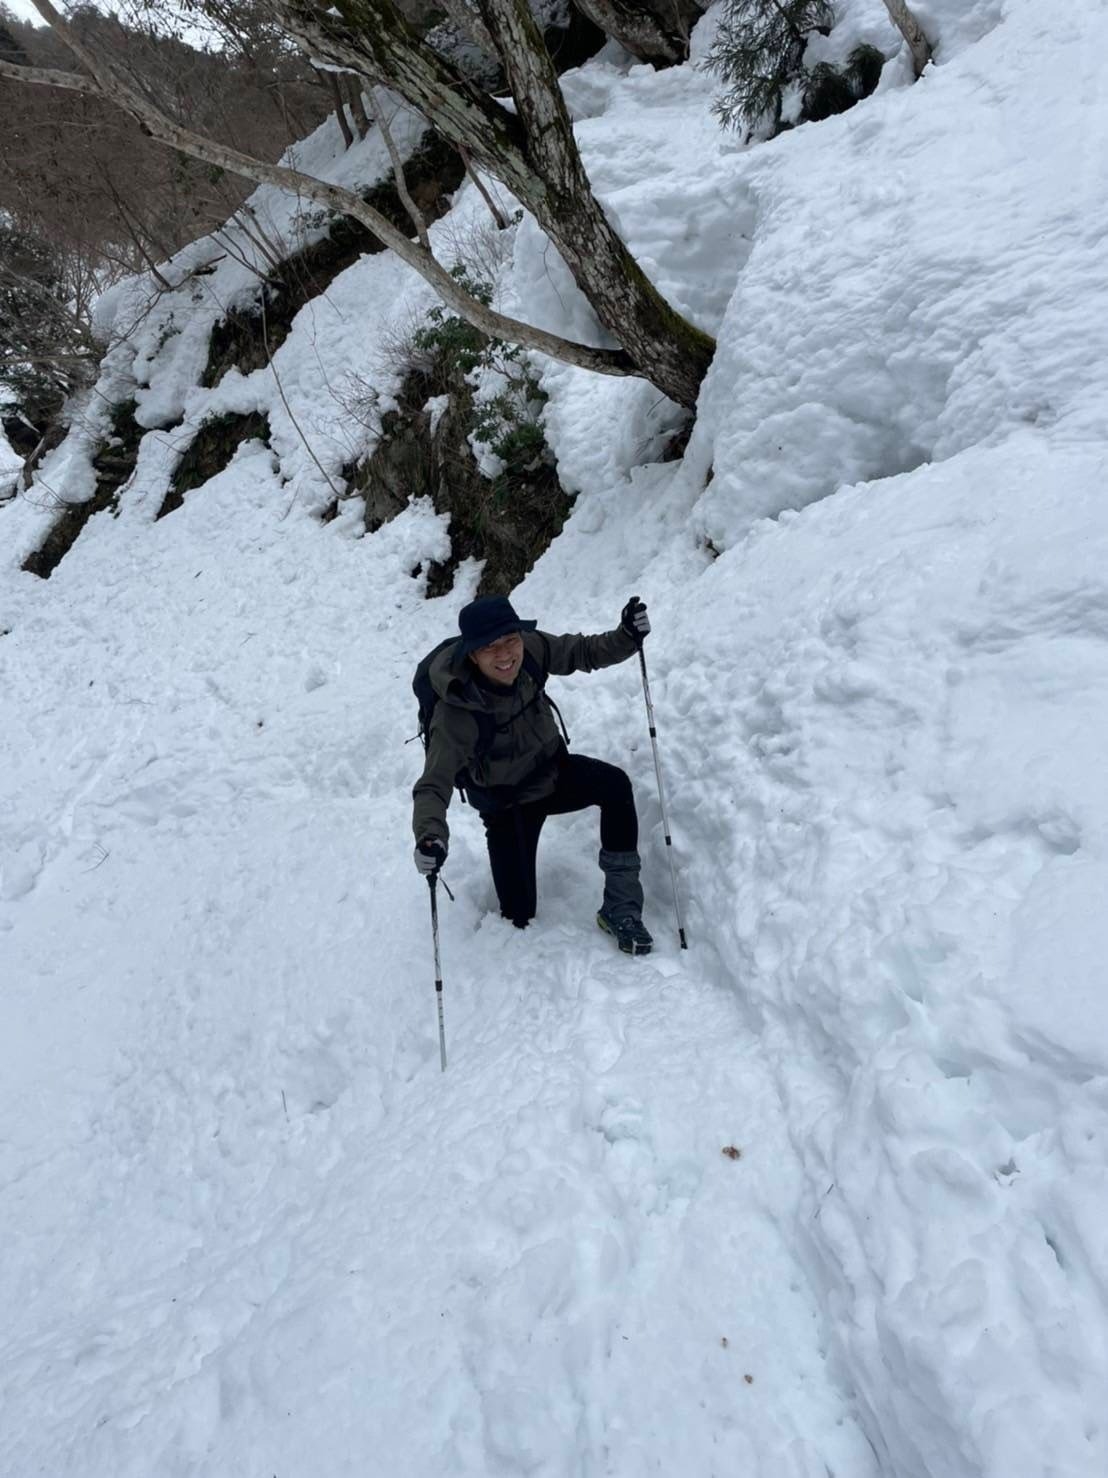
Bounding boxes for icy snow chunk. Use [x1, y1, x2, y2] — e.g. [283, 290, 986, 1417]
[423, 395, 450, 436]
[507, 212, 614, 348]
[1, 839, 45, 901]
[539, 363, 685, 497]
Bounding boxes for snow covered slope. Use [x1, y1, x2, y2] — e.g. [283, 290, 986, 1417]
[4, 1, 1108, 1474]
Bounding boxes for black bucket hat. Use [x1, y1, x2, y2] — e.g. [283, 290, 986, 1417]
[457, 595, 537, 656]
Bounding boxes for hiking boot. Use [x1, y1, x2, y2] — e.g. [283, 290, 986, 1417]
[597, 909, 654, 956]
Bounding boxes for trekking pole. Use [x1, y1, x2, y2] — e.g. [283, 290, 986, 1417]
[427, 874, 448, 1071]
[638, 645, 688, 949]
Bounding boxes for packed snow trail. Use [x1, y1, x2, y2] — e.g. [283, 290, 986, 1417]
[0, 448, 875, 1475]
[1, 798, 878, 1475]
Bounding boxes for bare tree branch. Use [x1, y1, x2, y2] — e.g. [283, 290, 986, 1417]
[0, 24, 637, 380]
[0, 53, 101, 96]
[101, 176, 174, 289]
[260, 293, 341, 502]
[368, 86, 429, 249]
[0, 262, 98, 351]
[267, 0, 715, 405]
[17, 421, 68, 493]
[458, 142, 509, 230]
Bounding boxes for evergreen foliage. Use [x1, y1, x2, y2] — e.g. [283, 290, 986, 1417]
[706, 0, 835, 137]
[706, 2, 885, 137]
[845, 41, 885, 99]
[472, 380, 549, 483]
[0, 219, 95, 436]
[800, 60, 854, 121]
[0, 12, 29, 67]
[411, 262, 550, 484]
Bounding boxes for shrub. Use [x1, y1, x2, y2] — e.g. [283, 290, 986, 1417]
[801, 44, 886, 123]
[705, 0, 835, 137]
[410, 263, 493, 379]
[407, 262, 550, 484]
[471, 373, 550, 485]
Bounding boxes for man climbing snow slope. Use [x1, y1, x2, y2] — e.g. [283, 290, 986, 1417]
[412, 594, 654, 954]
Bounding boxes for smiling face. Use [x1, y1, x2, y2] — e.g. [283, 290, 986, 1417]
[470, 631, 524, 686]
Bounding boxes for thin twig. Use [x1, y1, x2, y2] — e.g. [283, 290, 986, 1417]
[260, 294, 342, 511]
[210, 227, 279, 286]
[368, 89, 430, 250]
[458, 144, 509, 230]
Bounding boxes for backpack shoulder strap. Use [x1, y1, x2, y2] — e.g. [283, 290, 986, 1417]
[521, 642, 569, 746]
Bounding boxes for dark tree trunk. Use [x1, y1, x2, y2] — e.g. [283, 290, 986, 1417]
[324, 68, 355, 147]
[572, 0, 706, 64]
[346, 77, 371, 137]
[477, 0, 713, 405]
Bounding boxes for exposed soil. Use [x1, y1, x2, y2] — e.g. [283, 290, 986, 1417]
[344, 366, 574, 597]
[21, 401, 143, 580]
[158, 411, 271, 520]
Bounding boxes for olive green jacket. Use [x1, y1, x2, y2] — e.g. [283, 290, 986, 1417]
[412, 625, 638, 844]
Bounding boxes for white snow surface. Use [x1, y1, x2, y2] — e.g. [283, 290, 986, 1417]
[4, 1, 1108, 1473]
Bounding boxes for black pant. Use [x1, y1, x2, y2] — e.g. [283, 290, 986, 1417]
[481, 752, 638, 926]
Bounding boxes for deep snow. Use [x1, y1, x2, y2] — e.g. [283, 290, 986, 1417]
[4, 0, 1108, 1474]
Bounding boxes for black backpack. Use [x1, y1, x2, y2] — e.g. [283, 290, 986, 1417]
[412, 636, 566, 800]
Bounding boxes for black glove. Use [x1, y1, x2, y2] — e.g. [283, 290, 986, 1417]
[414, 836, 447, 877]
[620, 595, 650, 645]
